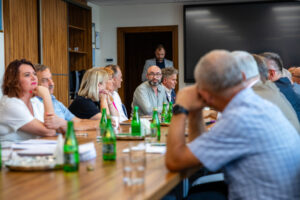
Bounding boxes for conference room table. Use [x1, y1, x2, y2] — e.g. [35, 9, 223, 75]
[0, 122, 201, 200]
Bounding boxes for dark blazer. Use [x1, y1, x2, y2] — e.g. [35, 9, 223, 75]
[141, 58, 173, 82]
[166, 89, 176, 104]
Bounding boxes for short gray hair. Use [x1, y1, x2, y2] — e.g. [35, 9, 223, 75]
[194, 50, 243, 92]
[162, 67, 178, 81]
[35, 64, 50, 72]
[231, 51, 259, 80]
[252, 54, 269, 82]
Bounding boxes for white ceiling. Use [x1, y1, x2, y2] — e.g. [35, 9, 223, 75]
[88, 0, 274, 6]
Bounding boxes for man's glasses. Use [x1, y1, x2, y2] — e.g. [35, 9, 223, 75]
[148, 73, 162, 77]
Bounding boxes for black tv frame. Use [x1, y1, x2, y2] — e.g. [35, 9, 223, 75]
[183, 0, 300, 83]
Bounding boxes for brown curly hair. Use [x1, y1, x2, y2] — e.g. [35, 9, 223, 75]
[2, 59, 36, 98]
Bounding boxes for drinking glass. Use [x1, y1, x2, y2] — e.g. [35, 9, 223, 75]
[122, 143, 146, 186]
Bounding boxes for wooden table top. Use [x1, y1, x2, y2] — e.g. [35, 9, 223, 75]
[0, 124, 200, 200]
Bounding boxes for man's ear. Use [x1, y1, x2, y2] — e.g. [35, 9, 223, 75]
[162, 78, 166, 85]
[268, 69, 276, 80]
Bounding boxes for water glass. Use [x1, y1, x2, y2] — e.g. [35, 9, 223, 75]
[111, 116, 120, 133]
[122, 143, 146, 186]
[145, 127, 157, 144]
[96, 127, 102, 143]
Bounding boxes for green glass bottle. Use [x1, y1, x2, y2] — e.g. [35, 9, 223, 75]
[131, 106, 141, 136]
[151, 108, 161, 142]
[64, 121, 79, 172]
[100, 108, 107, 137]
[161, 103, 168, 123]
[102, 117, 116, 160]
[165, 102, 173, 123]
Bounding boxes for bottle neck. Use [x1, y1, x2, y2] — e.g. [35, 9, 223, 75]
[66, 121, 75, 138]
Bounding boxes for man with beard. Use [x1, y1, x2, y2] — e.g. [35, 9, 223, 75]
[141, 44, 173, 82]
[132, 65, 167, 115]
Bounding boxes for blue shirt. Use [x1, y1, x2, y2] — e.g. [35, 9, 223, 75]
[293, 83, 300, 96]
[37, 95, 75, 121]
[274, 77, 300, 121]
[188, 88, 300, 200]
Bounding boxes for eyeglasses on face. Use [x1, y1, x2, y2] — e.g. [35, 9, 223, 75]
[148, 73, 162, 77]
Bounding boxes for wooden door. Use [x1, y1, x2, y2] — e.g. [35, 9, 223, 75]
[117, 26, 178, 115]
[124, 32, 173, 114]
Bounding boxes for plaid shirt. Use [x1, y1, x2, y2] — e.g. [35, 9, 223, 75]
[188, 88, 300, 200]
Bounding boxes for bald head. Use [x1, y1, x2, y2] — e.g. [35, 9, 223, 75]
[147, 65, 162, 86]
[292, 67, 300, 84]
[194, 50, 243, 93]
[293, 68, 300, 76]
[289, 67, 296, 74]
[147, 65, 161, 74]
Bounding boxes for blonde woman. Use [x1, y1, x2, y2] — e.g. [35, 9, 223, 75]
[68, 67, 118, 119]
[103, 67, 119, 112]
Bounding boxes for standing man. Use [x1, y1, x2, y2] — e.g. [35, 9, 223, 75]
[141, 44, 173, 82]
[166, 50, 300, 199]
[105, 65, 128, 122]
[133, 65, 167, 115]
[161, 67, 178, 104]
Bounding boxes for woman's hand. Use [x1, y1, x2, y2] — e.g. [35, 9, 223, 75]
[33, 86, 50, 98]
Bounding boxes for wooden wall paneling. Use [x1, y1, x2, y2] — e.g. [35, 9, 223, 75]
[68, 3, 92, 72]
[3, 0, 39, 67]
[68, 4, 84, 27]
[85, 9, 92, 70]
[69, 29, 85, 51]
[41, 0, 69, 105]
[52, 75, 69, 107]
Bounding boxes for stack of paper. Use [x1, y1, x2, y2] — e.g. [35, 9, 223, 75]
[13, 140, 57, 156]
[11, 139, 96, 162]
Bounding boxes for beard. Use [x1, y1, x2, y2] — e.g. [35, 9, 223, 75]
[148, 80, 160, 86]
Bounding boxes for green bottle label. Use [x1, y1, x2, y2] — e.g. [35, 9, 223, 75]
[64, 152, 78, 165]
[103, 142, 116, 160]
[150, 126, 157, 137]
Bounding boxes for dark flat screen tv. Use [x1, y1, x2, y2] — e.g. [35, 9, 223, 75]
[184, 1, 300, 83]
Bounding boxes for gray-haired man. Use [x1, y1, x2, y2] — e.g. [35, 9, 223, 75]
[166, 50, 300, 199]
[162, 67, 178, 104]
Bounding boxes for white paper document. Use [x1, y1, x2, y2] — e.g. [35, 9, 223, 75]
[122, 143, 166, 154]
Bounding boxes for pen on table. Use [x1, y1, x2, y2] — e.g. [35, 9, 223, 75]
[205, 120, 216, 125]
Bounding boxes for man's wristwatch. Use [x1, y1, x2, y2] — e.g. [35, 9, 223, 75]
[172, 104, 189, 115]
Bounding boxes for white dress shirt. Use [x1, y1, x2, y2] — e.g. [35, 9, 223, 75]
[112, 91, 128, 122]
[164, 85, 172, 103]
